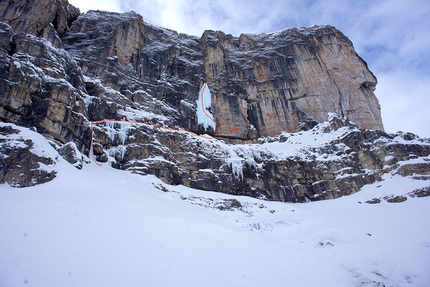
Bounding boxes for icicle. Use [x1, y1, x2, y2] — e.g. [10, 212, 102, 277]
[226, 148, 244, 180]
[119, 122, 131, 145]
[107, 122, 116, 142]
[118, 145, 127, 160]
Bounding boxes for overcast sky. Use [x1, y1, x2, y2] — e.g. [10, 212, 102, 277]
[68, 0, 430, 137]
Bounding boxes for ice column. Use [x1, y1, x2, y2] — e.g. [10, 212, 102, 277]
[196, 83, 216, 131]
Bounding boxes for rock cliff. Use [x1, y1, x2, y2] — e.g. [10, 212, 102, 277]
[1, 0, 428, 202]
[59, 10, 383, 140]
[0, 0, 79, 46]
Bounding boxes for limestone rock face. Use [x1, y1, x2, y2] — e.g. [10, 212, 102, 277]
[62, 11, 205, 132]
[0, 21, 89, 151]
[1, 2, 428, 202]
[60, 11, 383, 139]
[202, 28, 382, 139]
[0, 0, 79, 37]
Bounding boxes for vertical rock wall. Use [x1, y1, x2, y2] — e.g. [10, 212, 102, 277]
[202, 27, 382, 139]
[60, 10, 383, 140]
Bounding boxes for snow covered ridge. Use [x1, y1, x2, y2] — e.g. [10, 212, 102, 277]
[2, 114, 429, 204]
[60, 114, 430, 202]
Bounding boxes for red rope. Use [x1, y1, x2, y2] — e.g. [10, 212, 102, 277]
[89, 119, 216, 166]
[89, 84, 220, 166]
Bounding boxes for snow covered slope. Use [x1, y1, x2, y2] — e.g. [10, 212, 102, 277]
[1, 125, 429, 287]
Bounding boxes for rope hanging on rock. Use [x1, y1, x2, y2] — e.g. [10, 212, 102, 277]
[89, 119, 217, 166]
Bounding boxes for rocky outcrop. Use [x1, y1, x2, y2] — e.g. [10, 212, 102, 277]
[0, 0, 79, 46]
[56, 141, 85, 169]
[1, 1, 428, 201]
[0, 124, 57, 187]
[89, 114, 429, 202]
[0, 23, 90, 149]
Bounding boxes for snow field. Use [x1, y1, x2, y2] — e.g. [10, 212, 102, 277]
[1, 158, 429, 286]
[1, 123, 430, 287]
